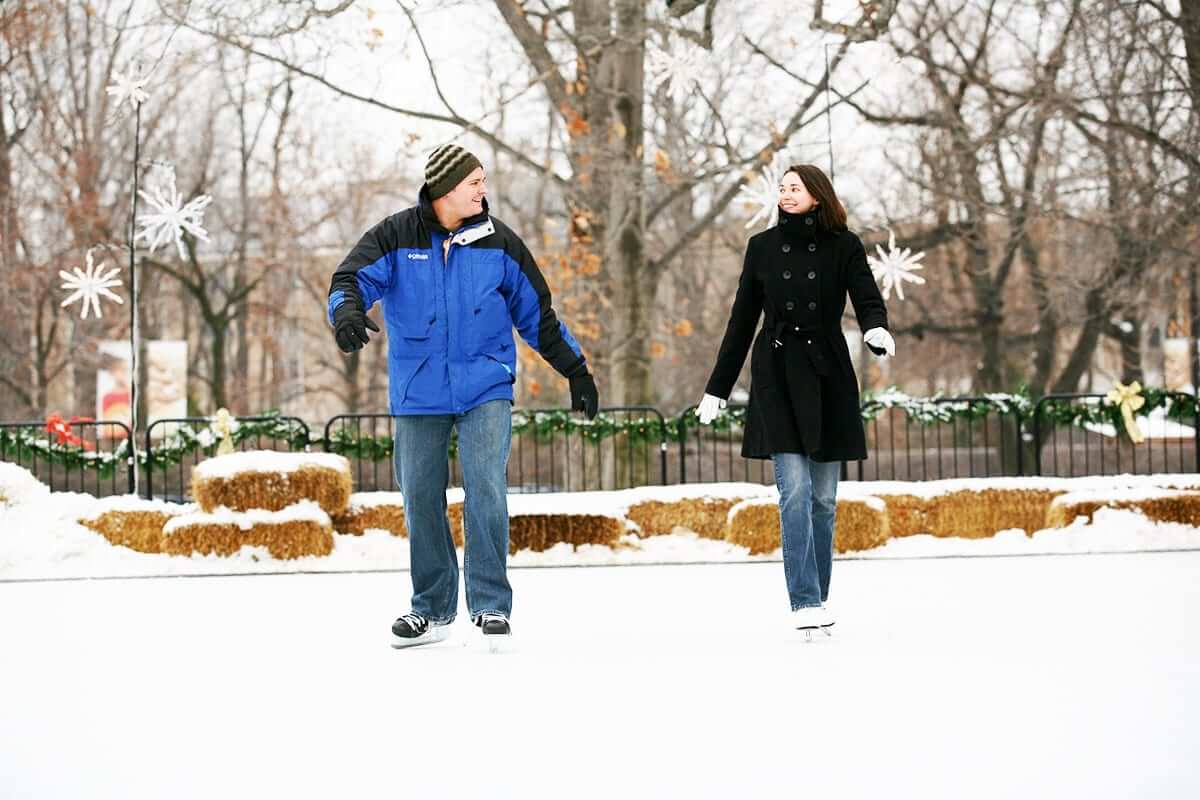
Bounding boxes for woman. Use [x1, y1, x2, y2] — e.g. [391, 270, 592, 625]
[697, 164, 894, 632]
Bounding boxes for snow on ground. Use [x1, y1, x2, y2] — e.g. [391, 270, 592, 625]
[1, 553, 1196, 798]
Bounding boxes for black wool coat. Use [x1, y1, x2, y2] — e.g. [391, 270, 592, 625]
[704, 208, 889, 462]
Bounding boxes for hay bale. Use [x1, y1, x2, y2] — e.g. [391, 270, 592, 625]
[924, 487, 1066, 538]
[1045, 488, 1200, 529]
[0, 463, 50, 509]
[725, 495, 890, 555]
[79, 497, 194, 554]
[871, 493, 929, 537]
[835, 497, 891, 552]
[624, 483, 775, 539]
[508, 514, 624, 553]
[334, 492, 407, 536]
[191, 451, 352, 516]
[725, 498, 782, 555]
[163, 501, 334, 559]
[627, 498, 742, 539]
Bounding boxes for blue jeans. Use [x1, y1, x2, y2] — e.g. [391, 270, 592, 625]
[393, 399, 513, 623]
[772, 453, 840, 610]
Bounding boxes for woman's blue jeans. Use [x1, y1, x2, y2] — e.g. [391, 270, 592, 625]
[393, 399, 513, 623]
[772, 453, 840, 610]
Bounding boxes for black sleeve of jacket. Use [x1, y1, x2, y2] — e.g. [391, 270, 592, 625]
[505, 225, 588, 378]
[845, 233, 888, 333]
[327, 215, 393, 312]
[704, 239, 763, 399]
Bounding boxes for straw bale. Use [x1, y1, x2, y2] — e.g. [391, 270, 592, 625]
[447, 502, 464, 548]
[834, 498, 891, 552]
[725, 500, 780, 555]
[80, 506, 185, 554]
[163, 503, 334, 559]
[191, 452, 352, 516]
[1045, 491, 1200, 529]
[923, 488, 1066, 538]
[627, 498, 742, 539]
[726, 496, 890, 555]
[872, 494, 929, 537]
[334, 504, 407, 537]
[508, 514, 624, 553]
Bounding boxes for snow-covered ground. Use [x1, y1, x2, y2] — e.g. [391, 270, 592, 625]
[1, 553, 1197, 798]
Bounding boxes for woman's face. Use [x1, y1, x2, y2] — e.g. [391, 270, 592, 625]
[779, 172, 819, 214]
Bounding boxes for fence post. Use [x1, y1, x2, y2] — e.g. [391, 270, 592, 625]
[677, 409, 690, 484]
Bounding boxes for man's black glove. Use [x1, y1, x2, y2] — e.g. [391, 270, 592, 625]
[332, 301, 380, 353]
[569, 372, 599, 420]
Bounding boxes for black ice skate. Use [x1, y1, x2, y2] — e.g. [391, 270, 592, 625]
[474, 613, 512, 653]
[390, 612, 451, 649]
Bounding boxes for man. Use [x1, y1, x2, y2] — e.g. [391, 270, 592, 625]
[328, 143, 599, 649]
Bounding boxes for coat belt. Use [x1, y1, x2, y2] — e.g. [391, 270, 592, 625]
[766, 318, 831, 377]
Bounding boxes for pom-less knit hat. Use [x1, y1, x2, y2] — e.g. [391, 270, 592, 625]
[425, 143, 482, 200]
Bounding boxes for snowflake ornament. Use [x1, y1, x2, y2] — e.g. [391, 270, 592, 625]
[647, 37, 708, 103]
[867, 230, 926, 301]
[105, 67, 151, 111]
[60, 249, 124, 320]
[735, 156, 791, 230]
[135, 166, 213, 259]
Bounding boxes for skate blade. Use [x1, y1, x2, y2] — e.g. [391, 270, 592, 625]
[796, 625, 833, 642]
[390, 626, 451, 649]
[481, 633, 513, 655]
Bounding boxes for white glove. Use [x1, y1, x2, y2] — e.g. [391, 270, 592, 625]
[863, 327, 895, 358]
[696, 393, 727, 425]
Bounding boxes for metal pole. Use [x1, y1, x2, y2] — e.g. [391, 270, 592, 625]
[128, 100, 142, 495]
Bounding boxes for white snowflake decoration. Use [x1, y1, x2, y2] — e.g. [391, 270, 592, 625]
[735, 156, 792, 230]
[60, 249, 124, 320]
[867, 230, 926, 301]
[135, 166, 213, 259]
[647, 38, 708, 103]
[105, 68, 151, 111]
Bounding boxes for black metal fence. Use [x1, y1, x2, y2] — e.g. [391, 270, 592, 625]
[0, 420, 135, 498]
[3, 393, 1197, 497]
[1033, 393, 1199, 478]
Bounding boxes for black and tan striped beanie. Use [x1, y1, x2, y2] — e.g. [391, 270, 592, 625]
[425, 143, 482, 200]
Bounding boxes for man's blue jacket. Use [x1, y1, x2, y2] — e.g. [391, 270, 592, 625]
[327, 186, 587, 415]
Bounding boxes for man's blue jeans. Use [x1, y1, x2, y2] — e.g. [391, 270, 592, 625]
[772, 453, 840, 610]
[393, 399, 513, 624]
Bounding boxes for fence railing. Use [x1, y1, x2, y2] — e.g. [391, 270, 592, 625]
[1032, 392, 1199, 477]
[3, 393, 1196, 496]
[0, 420, 135, 498]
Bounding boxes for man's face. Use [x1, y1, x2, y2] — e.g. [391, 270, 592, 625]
[443, 166, 487, 220]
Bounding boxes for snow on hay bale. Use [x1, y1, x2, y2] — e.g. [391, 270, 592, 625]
[724, 496, 889, 555]
[334, 492, 407, 536]
[79, 496, 195, 554]
[162, 501, 334, 559]
[191, 451, 351, 516]
[0, 462, 51, 509]
[1045, 487, 1200, 529]
[625, 483, 775, 540]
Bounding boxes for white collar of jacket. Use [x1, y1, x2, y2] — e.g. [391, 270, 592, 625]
[450, 218, 495, 246]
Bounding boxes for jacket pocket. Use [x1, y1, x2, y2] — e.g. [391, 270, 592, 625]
[392, 354, 431, 405]
[483, 344, 516, 385]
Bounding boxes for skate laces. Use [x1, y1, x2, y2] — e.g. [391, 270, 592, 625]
[479, 613, 506, 626]
[399, 612, 427, 631]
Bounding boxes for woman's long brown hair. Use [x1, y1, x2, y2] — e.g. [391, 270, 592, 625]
[784, 164, 847, 231]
